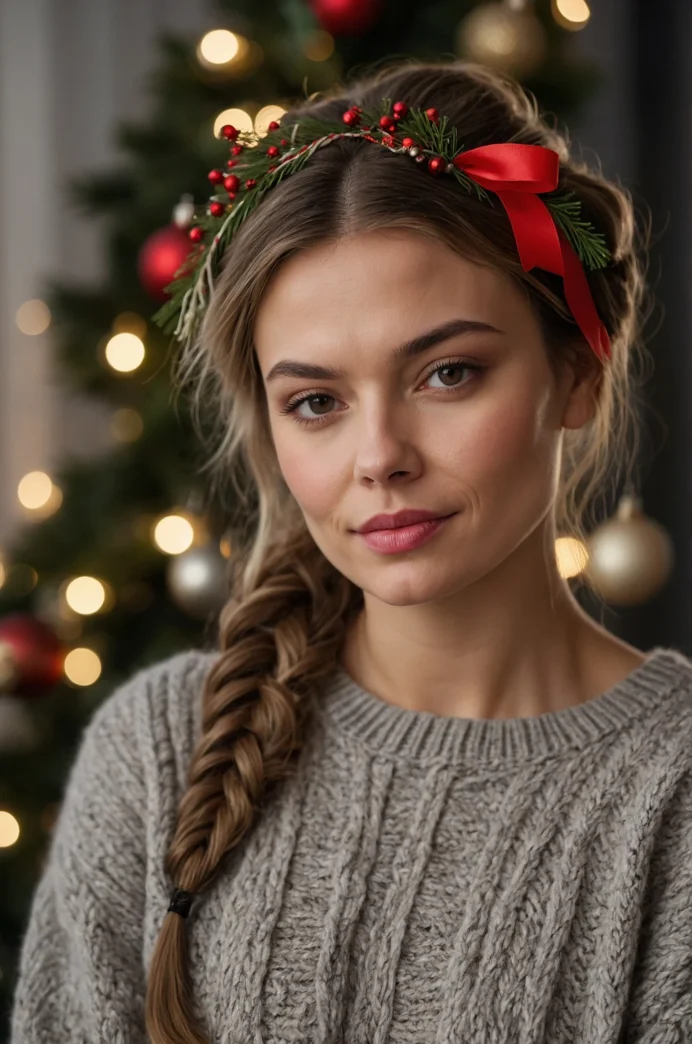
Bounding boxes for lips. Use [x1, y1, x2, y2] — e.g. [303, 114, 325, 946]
[357, 510, 453, 533]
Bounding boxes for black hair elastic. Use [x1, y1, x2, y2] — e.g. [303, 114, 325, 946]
[168, 887, 194, 919]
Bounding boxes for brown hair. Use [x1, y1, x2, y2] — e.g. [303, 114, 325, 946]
[144, 58, 652, 1042]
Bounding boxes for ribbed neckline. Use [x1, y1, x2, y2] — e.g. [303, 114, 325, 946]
[318, 646, 692, 766]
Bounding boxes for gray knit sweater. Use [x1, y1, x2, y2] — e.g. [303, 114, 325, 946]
[9, 644, 692, 1043]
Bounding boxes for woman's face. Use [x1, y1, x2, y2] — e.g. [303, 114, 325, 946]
[254, 228, 594, 607]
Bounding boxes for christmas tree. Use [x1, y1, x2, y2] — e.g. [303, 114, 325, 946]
[0, 0, 601, 1033]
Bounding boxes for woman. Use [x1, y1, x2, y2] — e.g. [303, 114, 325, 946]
[10, 59, 692, 1044]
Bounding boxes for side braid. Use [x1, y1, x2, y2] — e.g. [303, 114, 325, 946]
[144, 526, 362, 1044]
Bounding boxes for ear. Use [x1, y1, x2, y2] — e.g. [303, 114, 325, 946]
[558, 351, 602, 431]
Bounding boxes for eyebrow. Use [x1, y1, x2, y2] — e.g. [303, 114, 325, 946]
[263, 318, 504, 384]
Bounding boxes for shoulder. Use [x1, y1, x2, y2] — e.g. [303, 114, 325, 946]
[79, 646, 218, 798]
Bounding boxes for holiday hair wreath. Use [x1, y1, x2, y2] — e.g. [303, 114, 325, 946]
[152, 97, 613, 365]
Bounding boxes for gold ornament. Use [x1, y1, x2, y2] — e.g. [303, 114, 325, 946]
[584, 494, 674, 606]
[456, 1, 547, 78]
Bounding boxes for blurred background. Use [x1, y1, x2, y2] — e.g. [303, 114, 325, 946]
[0, 0, 689, 1034]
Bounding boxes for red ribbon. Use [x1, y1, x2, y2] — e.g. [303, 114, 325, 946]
[453, 143, 611, 362]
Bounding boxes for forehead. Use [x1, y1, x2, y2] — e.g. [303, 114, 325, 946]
[253, 229, 529, 359]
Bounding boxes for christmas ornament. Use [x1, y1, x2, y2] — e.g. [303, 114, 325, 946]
[137, 199, 198, 302]
[584, 493, 674, 606]
[166, 541, 229, 619]
[456, 1, 547, 79]
[0, 695, 40, 752]
[0, 614, 64, 696]
[153, 99, 612, 366]
[309, 0, 383, 36]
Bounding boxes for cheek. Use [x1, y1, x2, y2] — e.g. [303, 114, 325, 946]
[441, 390, 556, 492]
[274, 439, 344, 518]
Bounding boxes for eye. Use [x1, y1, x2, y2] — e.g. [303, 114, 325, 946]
[279, 356, 484, 427]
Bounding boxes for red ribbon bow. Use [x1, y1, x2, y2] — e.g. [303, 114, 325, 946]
[453, 143, 611, 363]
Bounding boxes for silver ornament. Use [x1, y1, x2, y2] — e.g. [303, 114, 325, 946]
[166, 542, 230, 619]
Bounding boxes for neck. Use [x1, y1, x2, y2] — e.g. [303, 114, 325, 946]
[340, 525, 644, 721]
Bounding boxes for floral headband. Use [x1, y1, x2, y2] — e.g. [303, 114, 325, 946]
[152, 97, 612, 364]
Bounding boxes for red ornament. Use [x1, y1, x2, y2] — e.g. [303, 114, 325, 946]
[379, 115, 396, 133]
[343, 108, 361, 126]
[267, 145, 280, 158]
[189, 227, 204, 243]
[209, 201, 226, 217]
[221, 124, 239, 140]
[428, 156, 446, 175]
[226, 159, 237, 168]
[231, 144, 244, 156]
[425, 107, 440, 123]
[0, 614, 64, 697]
[208, 169, 224, 185]
[280, 138, 289, 145]
[392, 101, 409, 119]
[224, 174, 240, 193]
[402, 137, 415, 148]
[309, 0, 383, 35]
[138, 224, 196, 301]
[245, 178, 257, 189]
[268, 120, 281, 131]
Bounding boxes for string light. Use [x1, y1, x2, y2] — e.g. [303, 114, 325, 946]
[0, 810, 20, 849]
[111, 408, 144, 443]
[64, 648, 103, 686]
[198, 29, 240, 66]
[302, 29, 335, 62]
[551, 0, 591, 30]
[104, 332, 146, 373]
[214, 107, 253, 138]
[555, 536, 589, 579]
[64, 577, 107, 615]
[16, 299, 51, 335]
[254, 105, 287, 137]
[17, 471, 63, 518]
[152, 514, 197, 555]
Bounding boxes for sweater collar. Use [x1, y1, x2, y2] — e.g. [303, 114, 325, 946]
[318, 646, 692, 766]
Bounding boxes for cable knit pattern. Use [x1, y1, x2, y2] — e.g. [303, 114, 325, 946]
[9, 644, 692, 1043]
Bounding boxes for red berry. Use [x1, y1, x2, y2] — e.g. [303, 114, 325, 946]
[267, 145, 280, 157]
[343, 109, 360, 126]
[425, 107, 440, 123]
[245, 178, 257, 189]
[221, 124, 239, 140]
[428, 156, 445, 175]
[226, 159, 237, 168]
[224, 174, 240, 192]
[280, 138, 288, 145]
[231, 144, 244, 156]
[268, 120, 281, 131]
[208, 169, 224, 184]
[188, 227, 203, 243]
[402, 137, 415, 148]
[379, 115, 392, 130]
[382, 134, 395, 148]
[392, 101, 409, 118]
[209, 201, 225, 217]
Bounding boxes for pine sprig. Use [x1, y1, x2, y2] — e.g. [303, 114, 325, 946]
[544, 192, 611, 269]
[153, 99, 612, 349]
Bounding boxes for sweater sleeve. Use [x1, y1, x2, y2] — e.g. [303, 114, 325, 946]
[8, 660, 162, 1044]
[625, 766, 692, 1043]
